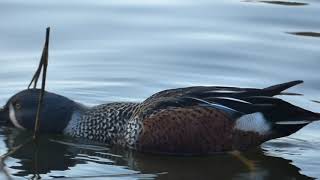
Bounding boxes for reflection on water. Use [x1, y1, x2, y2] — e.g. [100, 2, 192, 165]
[245, 0, 308, 6]
[1, 128, 155, 179]
[0, 128, 313, 179]
[312, 100, 320, 104]
[0, 0, 320, 179]
[260, 1, 307, 6]
[288, 32, 320, 38]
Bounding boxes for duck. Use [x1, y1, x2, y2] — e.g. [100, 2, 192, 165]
[0, 80, 319, 155]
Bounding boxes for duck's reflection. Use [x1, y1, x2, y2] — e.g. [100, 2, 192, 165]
[126, 150, 313, 180]
[2, 129, 84, 177]
[1, 128, 314, 179]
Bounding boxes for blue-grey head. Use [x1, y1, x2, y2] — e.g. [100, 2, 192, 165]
[0, 89, 85, 133]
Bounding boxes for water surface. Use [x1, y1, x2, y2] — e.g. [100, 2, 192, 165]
[0, 0, 320, 179]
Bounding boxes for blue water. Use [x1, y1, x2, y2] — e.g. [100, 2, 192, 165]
[0, 0, 320, 179]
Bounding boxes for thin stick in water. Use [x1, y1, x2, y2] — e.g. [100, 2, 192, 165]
[33, 27, 50, 139]
[28, 29, 50, 89]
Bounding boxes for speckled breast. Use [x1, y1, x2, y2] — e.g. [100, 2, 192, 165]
[66, 102, 141, 147]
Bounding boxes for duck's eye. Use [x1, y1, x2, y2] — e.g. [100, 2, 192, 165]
[15, 103, 21, 110]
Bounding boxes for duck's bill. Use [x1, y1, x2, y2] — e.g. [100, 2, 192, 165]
[0, 106, 10, 126]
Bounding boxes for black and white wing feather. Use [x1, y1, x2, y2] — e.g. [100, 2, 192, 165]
[140, 80, 313, 120]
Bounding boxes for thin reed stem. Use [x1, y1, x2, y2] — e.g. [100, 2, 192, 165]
[33, 27, 50, 140]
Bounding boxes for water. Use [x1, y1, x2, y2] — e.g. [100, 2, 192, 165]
[0, 0, 320, 179]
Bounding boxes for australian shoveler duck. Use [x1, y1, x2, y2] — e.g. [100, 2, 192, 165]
[0, 80, 319, 155]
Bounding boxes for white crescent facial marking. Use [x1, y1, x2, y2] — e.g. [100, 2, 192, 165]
[63, 110, 81, 134]
[9, 103, 25, 130]
[235, 112, 270, 135]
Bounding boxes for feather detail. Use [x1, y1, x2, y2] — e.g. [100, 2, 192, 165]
[234, 112, 271, 135]
[186, 97, 242, 118]
[137, 106, 234, 154]
[262, 80, 303, 96]
[275, 120, 311, 125]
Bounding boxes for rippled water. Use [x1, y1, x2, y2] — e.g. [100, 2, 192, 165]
[0, 0, 320, 179]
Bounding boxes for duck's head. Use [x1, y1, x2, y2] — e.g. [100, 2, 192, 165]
[0, 89, 84, 133]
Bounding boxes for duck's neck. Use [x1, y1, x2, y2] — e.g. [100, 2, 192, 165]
[63, 102, 141, 147]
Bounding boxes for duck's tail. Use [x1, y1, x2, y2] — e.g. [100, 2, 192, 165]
[262, 80, 303, 96]
[266, 85, 320, 138]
